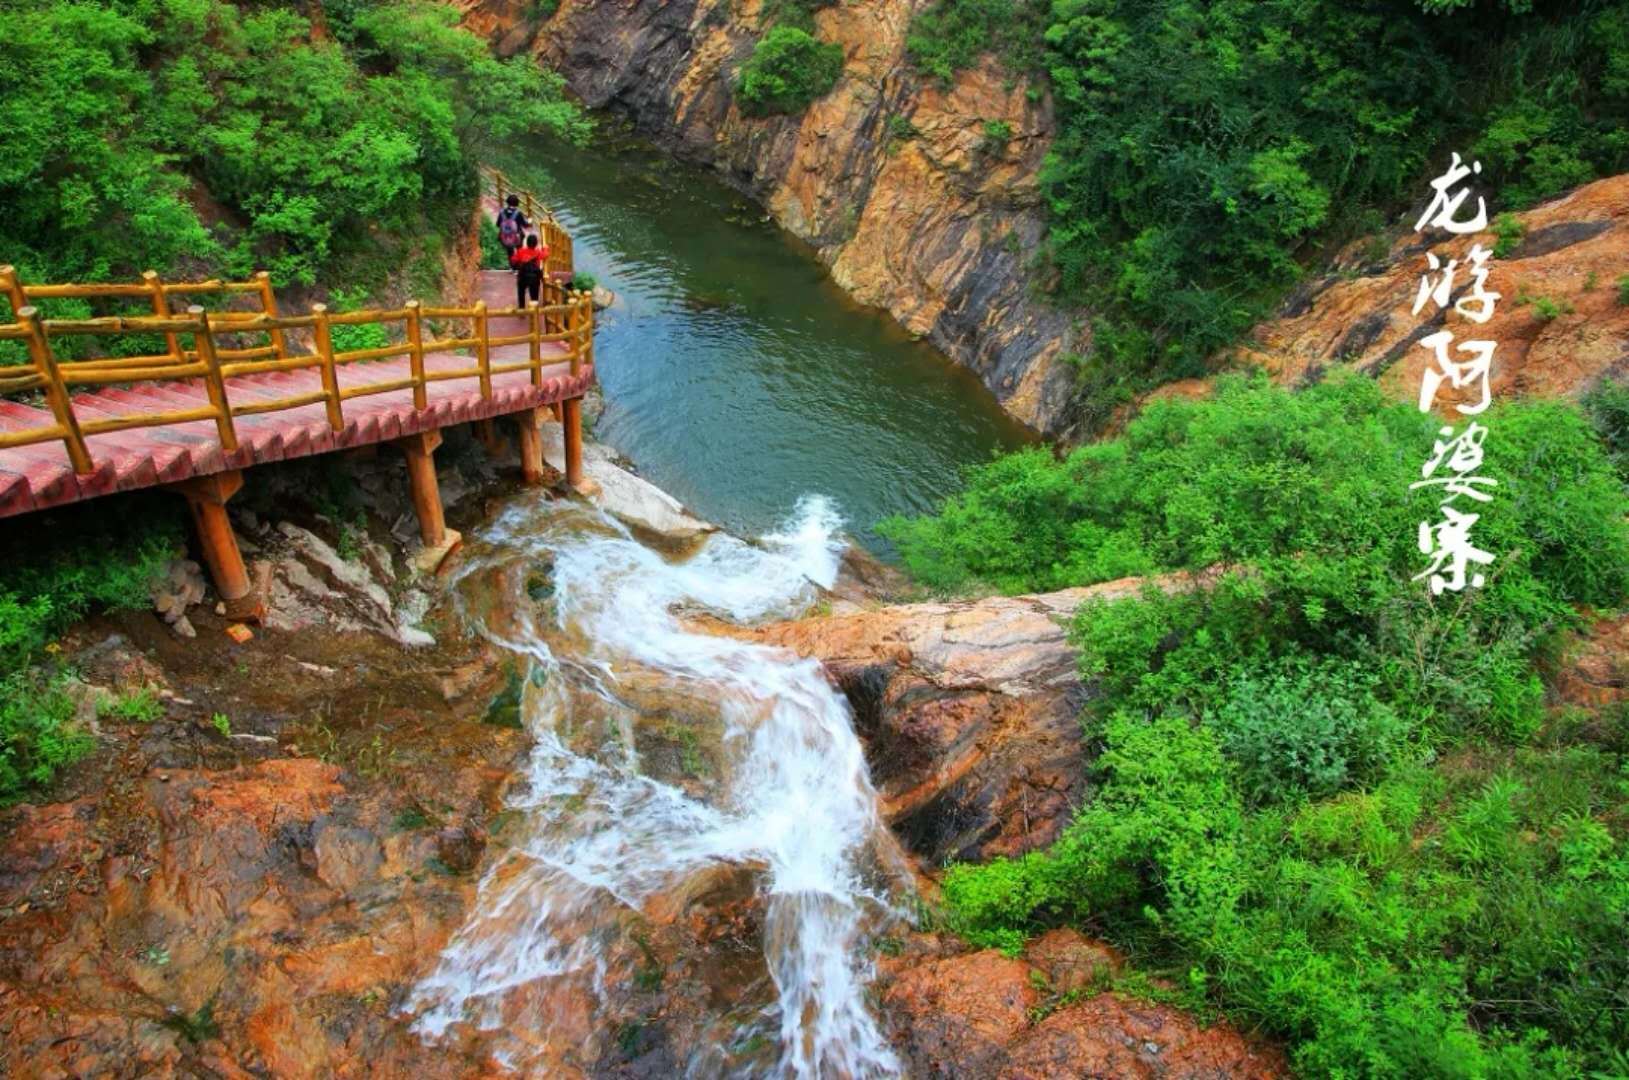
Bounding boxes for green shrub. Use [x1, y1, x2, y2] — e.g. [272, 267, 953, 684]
[0, 0, 588, 293]
[1582, 376, 1629, 480]
[946, 711, 1629, 1076]
[735, 27, 844, 116]
[0, 499, 182, 673]
[980, 119, 1013, 152]
[479, 216, 509, 270]
[0, 498, 181, 799]
[1209, 655, 1406, 805]
[326, 285, 392, 353]
[570, 271, 598, 293]
[1618, 273, 1629, 306]
[1490, 212, 1527, 258]
[0, 671, 91, 801]
[1529, 295, 1572, 320]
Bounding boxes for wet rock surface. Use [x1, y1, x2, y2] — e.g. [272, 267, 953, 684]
[754, 569, 1221, 864]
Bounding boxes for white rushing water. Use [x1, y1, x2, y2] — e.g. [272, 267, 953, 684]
[407, 495, 909, 1077]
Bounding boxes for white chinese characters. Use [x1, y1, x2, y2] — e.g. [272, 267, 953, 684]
[1410, 155, 1503, 595]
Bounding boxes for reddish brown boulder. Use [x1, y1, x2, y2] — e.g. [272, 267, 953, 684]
[877, 933, 1286, 1079]
[1002, 994, 1283, 1080]
[880, 949, 1040, 1076]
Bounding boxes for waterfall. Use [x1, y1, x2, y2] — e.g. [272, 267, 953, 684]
[407, 495, 908, 1078]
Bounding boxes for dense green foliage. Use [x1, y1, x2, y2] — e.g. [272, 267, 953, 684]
[0, 0, 586, 294]
[884, 376, 1629, 1074]
[1585, 376, 1629, 481]
[0, 498, 183, 801]
[735, 27, 845, 116]
[905, 0, 1629, 408]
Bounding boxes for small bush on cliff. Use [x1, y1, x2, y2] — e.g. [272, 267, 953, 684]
[735, 27, 844, 116]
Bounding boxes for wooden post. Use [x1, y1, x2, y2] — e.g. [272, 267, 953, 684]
[143, 271, 183, 363]
[312, 303, 345, 432]
[581, 290, 594, 372]
[169, 470, 261, 619]
[515, 407, 545, 485]
[396, 429, 446, 546]
[405, 299, 427, 410]
[561, 396, 584, 490]
[19, 306, 93, 474]
[255, 272, 288, 360]
[0, 265, 27, 323]
[473, 418, 504, 456]
[569, 291, 587, 377]
[189, 306, 238, 452]
[474, 300, 491, 400]
[527, 300, 542, 387]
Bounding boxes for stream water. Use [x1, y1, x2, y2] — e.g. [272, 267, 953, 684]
[489, 128, 1035, 552]
[408, 497, 913, 1076]
[406, 132, 1029, 1075]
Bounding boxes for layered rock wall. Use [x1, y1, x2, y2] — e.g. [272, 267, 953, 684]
[457, 0, 1083, 434]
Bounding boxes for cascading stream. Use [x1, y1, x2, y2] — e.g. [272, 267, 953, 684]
[407, 494, 911, 1077]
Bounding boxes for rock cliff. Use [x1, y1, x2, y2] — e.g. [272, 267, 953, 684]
[1198, 173, 1629, 410]
[457, 0, 1083, 435]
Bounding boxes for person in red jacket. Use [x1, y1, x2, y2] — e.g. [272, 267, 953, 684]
[510, 234, 549, 308]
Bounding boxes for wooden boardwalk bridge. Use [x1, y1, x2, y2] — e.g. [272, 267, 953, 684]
[0, 168, 593, 617]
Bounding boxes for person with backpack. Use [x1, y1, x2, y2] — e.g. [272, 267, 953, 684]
[497, 195, 530, 267]
[510, 233, 550, 309]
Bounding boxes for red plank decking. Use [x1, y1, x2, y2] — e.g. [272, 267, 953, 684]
[0, 269, 593, 518]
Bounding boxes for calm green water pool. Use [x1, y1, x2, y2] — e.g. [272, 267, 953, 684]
[494, 129, 1035, 553]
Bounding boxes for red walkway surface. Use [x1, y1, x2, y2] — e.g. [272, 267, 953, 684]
[0, 270, 592, 517]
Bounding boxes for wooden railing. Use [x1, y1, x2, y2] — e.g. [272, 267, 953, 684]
[0, 263, 593, 475]
[482, 165, 574, 279]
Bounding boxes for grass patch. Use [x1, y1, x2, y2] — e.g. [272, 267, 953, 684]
[99, 687, 165, 724]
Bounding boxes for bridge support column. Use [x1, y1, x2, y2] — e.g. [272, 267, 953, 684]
[395, 430, 461, 574]
[170, 470, 263, 622]
[515, 408, 546, 485]
[561, 397, 586, 492]
[473, 418, 507, 457]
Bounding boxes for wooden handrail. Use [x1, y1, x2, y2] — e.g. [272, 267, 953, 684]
[0, 208, 593, 472]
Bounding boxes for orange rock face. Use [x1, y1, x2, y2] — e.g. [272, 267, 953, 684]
[1235, 173, 1629, 409]
[0, 750, 527, 1079]
[877, 931, 1286, 1078]
[459, 0, 1082, 434]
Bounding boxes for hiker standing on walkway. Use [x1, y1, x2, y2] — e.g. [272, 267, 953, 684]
[511, 233, 549, 308]
[497, 195, 530, 267]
